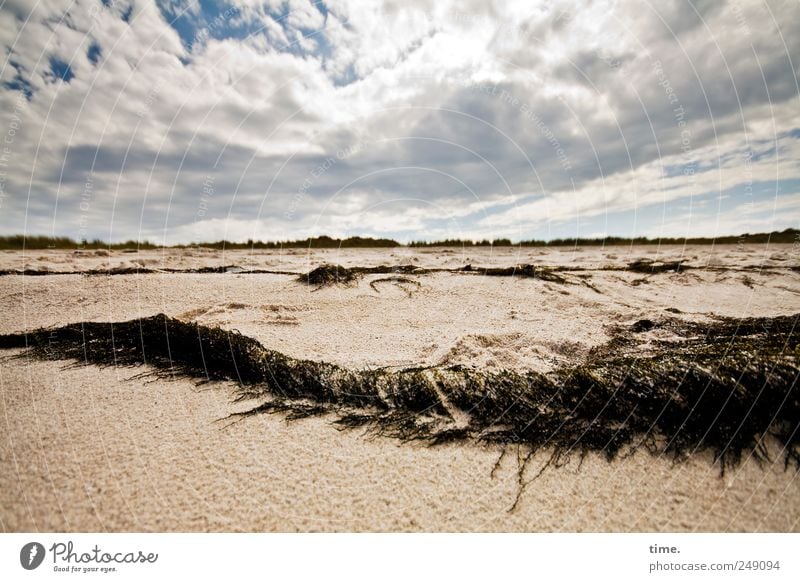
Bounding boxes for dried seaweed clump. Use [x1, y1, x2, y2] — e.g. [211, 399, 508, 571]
[297, 264, 359, 288]
[297, 264, 429, 289]
[369, 276, 422, 296]
[1, 311, 798, 478]
[459, 264, 570, 284]
[627, 259, 684, 274]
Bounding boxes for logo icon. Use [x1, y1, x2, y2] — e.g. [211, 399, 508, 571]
[20, 542, 45, 570]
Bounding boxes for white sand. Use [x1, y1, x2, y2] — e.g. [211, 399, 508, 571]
[1, 245, 799, 531]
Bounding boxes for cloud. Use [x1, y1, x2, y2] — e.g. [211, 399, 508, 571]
[0, 0, 798, 243]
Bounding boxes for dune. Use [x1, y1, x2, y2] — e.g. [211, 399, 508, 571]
[0, 245, 798, 532]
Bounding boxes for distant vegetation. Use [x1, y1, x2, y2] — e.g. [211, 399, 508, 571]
[0, 228, 797, 250]
[0, 235, 160, 250]
[0, 234, 398, 250]
[409, 228, 800, 247]
[408, 238, 513, 247]
[203, 235, 400, 249]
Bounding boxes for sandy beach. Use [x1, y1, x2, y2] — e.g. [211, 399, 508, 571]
[1, 244, 799, 531]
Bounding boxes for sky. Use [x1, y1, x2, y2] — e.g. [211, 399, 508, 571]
[0, 0, 798, 244]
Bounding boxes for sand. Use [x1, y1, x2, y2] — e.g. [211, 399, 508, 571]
[1, 244, 799, 531]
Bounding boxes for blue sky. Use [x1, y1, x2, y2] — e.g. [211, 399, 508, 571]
[0, 0, 798, 243]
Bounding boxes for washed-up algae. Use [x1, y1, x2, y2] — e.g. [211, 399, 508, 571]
[1, 312, 797, 503]
[2, 261, 794, 284]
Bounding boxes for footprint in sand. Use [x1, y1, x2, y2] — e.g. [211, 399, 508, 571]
[260, 303, 310, 325]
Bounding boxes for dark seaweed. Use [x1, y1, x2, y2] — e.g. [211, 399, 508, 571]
[1, 312, 796, 483]
[2, 311, 797, 511]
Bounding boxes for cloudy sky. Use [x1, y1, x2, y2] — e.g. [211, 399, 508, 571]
[0, 0, 798, 243]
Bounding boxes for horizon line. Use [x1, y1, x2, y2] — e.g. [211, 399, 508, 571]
[0, 229, 798, 250]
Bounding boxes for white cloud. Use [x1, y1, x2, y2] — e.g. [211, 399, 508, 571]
[0, 0, 798, 242]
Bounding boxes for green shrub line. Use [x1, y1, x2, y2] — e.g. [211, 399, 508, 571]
[1, 228, 797, 250]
